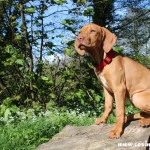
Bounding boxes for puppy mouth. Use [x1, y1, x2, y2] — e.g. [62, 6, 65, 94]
[78, 44, 87, 50]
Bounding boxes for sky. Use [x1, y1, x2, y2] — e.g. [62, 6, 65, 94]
[24, 0, 149, 63]
[26, 0, 92, 63]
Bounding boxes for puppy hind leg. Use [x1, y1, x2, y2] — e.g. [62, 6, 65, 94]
[125, 113, 142, 123]
[138, 112, 150, 127]
[132, 91, 150, 127]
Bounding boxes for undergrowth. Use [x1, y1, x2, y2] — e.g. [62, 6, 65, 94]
[0, 99, 139, 150]
[0, 107, 96, 150]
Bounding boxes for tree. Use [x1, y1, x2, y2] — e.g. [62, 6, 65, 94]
[0, 0, 149, 111]
[114, 0, 150, 67]
[92, 0, 115, 27]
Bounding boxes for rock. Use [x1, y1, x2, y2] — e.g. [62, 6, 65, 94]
[36, 121, 150, 150]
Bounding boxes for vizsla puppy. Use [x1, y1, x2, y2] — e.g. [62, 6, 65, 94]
[74, 23, 150, 138]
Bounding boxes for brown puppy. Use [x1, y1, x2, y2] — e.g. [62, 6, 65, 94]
[74, 23, 150, 138]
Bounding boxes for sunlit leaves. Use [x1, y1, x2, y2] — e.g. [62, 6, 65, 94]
[84, 8, 94, 16]
[113, 46, 123, 53]
[25, 7, 36, 14]
[64, 48, 72, 56]
[44, 42, 54, 49]
[0, 0, 7, 3]
[52, 0, 67, 5]
[62, 20, 67, 25]
[62, 19, 76, 26]
[4, 45, 25, 66]
[15, 59, 25, 65]
[11, 21, 18, 27]
[41, 76, 49, 81]
[5, 45, 15, 54]
[15, 35, 22, 41]
[77, 0, 86, 5]
[62, 19, 76, 33]
[0, 0, 147, 119]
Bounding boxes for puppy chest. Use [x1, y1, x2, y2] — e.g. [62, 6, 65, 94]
[99, 76, 108, 87]
[97, 74, 112, 92]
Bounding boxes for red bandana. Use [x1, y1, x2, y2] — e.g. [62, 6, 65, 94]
[96, 49, 115, 71]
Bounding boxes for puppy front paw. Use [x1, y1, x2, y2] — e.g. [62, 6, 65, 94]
[108, 128, 122, 139]
[95, 117, 106, 125]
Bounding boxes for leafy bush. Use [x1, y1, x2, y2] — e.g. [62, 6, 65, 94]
[0, 99, 140, 150]
[0, 107, 96, 150]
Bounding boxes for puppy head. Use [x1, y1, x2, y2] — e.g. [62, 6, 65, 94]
[74, 23, 117, 55]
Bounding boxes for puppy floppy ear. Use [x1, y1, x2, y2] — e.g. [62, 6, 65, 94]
[102, 27, 117, 53]
[74, 39, 85, 56]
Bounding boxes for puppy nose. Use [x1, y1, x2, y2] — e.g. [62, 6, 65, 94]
[77, 35, 84, 41]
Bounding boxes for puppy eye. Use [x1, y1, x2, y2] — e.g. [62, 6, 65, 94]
[91, 29, 96, 32]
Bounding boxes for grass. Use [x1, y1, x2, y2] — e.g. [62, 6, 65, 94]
[0, 100, 138, 150]
[0, 108, 96, 150]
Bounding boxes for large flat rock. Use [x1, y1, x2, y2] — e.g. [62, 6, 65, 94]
[36, 121, 150, 150]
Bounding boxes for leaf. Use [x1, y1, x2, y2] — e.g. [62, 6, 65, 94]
[3, 97, 13, 106]
[0, 105, 6, 115]
[45, 42, 54, 48]
[77, 0, 86, 4]
[0, 0, 6, 3]
[25, 8, 36, 14]
[49, 93, 56, 99]
[95, 95, 101, 102]
[62, 20, 66, 25]
[81, 99, 84, 105]
[64, 48, 71, 56]
[11, 21, 18, 27]
[15, 59, 24, 65]
[25, 98, 32, 103]
[9, 15, 17, 20]
[10, 105, 19, 113]
[113, 46, 123, 53]
[46, 101, 55, 109]
[15, 35, 22, 41]
[5, 45, 14, 54]
[47, 51, 54, 55]
[41, 76, 49, 81]
[32, 101, 41, 110]
[54, 0, 66, 5]
[14, 95, 21, 101]
[4, 108, 11, 122]
[39, 137, 50, 142]
[48, 79, 54, 85]
[84, 8, 94, 16]
[5, 57, 15, 66]
[33, 84, 38, 89]
[19, 66, 24, 71]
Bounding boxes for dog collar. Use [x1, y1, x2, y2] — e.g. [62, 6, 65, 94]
[96, 49, 115, 71]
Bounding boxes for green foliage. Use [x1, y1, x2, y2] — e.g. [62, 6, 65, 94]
[25, 7, 36, 14]
[84, 7, 94, 16]
[0, 100, 139, 149]
[0, 2, 149, 149]
[129, 54, 150, 69]
[77, 0, 86, 5]
[125, 99, 140, 116]
[0, 107, 95, 150]
[53, 0, 67, 5]
[113, 46, 123, 53]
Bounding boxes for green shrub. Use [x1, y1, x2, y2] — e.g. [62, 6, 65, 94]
[0, 99, 139, 150]
[0, 108, 95, 150]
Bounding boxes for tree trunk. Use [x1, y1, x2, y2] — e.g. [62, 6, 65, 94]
[39, 2, 44, 77]
[20, 3, 34, 99]
[92, 0, 114, 27]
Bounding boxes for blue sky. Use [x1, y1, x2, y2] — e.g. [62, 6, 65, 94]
[24, 0, 149, 62]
